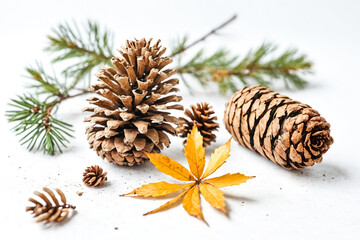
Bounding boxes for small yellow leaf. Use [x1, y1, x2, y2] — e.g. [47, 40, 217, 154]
[147, 153, 195, 181]
[200, 182, 226, 214]
[204, 173, 255, 188]
[184, 125, 205, 179]
[182, 184, 207, 225]
[202, 138, 231, 179]
[144, 184, 194, 216]
[122, 182, 193, 197]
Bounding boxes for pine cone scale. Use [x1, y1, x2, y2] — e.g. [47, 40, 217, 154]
[224, 86, 333, 170]
[26, 188, 75, 223]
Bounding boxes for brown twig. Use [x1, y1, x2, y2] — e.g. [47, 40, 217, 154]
[170, 14, 237, 57]
[177, 64, 311, 78]
[43, 89, 91, 131]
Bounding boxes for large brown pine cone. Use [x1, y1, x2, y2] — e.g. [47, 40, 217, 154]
[177, 102, 219, 147]
[83, 38, 183, 166]
[224, 85, 334, 170]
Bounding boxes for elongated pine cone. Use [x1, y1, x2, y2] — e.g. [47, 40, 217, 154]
[224, 85, 334, 170]
[83, 165, 108, 187]
[26, 188, 76, 223]
[83, 38, 183, 166]
[177, 102, 219, 146]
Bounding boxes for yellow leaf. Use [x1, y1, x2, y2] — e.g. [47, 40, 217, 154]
[147, 153, 195, 181]
[204, 173, 255, 188]
[122, 182, 193, 197]
[125, 131, 254, 224]
[201, 138, 231, 179]
[182, 184, 207, 225]
[184, 125, 205, 179]
[144, 184, 194, 216]
[199, 182, 226, 214]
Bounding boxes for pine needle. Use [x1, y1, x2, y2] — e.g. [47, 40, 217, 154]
[45, 20, 113, 90]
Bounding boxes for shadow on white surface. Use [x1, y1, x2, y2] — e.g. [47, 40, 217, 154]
[293, 162, 347, 181]
[92, 181, 111, 189]
[41, 210, 78, 229]
[223, 194, 256, 219]
[224, 194, 256, 203]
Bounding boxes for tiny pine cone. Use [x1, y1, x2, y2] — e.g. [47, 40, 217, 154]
[83, 165, 108, 187]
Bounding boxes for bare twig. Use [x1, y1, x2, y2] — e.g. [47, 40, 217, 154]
[170, 14, 237, 57]
[44, 89, 91, 131]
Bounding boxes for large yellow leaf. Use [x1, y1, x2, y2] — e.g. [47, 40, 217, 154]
[147, 153, 195, 181]
[199, 182, 226, 214]
[122, 182, 193, 197]
[124, 131, 255, 224]
[182, 184, 207, 224]
[144, 184, 193, 216]
[204, 173, 255, 188]
[184, 125, 205, 179]
[201, 138, 231, 179]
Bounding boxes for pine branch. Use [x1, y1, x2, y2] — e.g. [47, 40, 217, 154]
[25, 63, 68, 97]
[7, 65, 90, 155]
[7, 94, 72, 155]
[6, 90, 90, 155]
[45, 17, 313, 95]
[176, 43, 312, 94]
[45, 20, 113, 90]
[7, 16, 315, 155]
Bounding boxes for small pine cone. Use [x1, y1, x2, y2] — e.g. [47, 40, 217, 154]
[224, 85, 334, 170]
[83, 165, 108, 187]
[83, 38, 183, 166]
[177, 102, 219, 147]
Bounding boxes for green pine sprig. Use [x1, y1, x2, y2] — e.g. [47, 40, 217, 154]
[6, 94, 73, 155]
[7, 64, 89, 155]
[175, 42, 312, 94]
[45, 20, 113, 90]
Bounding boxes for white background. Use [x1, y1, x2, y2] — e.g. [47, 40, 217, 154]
[1, 0, 360, 239]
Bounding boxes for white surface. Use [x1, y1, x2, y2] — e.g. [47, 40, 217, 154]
[1, 0, 360, 239]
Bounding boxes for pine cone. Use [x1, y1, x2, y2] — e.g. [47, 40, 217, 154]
[177, 102, 219, 146]
[83, 38, 183, 166]
[83, 165, 108, 187]
[26, 188, 76, 223]
[224, 85, 334, 170]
